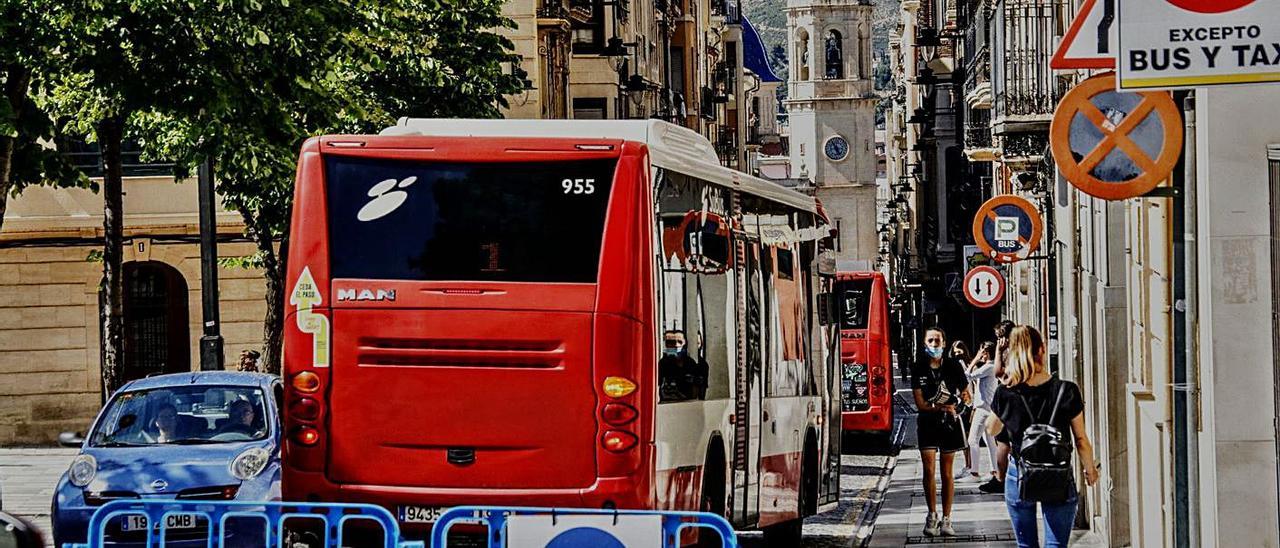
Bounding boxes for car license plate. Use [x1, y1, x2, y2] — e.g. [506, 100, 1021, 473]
[397, 505, 446, 524]
[120, 514, 200, 532]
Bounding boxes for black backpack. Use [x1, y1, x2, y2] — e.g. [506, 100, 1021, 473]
[1016, 382, 1074, 503]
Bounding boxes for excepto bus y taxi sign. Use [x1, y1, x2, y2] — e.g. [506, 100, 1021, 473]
[1118, 0, 1280, 89]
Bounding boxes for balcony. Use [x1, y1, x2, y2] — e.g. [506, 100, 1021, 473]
[567, 0, 593, 23]
[963, 47, 992, 109]
[992, 0, 1067, 132]
[788, 79, 875, 101]
[963, 109, 998, 162]
[711, 0, 740, 23]
[537, 2, 570, 29]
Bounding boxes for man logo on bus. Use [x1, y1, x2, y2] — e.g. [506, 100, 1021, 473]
[337, 288, 397, 302]
[357, 176, 417, 222]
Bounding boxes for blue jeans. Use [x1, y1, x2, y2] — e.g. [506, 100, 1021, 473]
[1005, 462, 1077, 548]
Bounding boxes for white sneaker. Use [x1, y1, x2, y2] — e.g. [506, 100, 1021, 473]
[940, 516, 956, 536]
[923, 512, 940, 537]
[954, 466, 973, 480]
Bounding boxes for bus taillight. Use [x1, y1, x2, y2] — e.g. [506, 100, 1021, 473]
[601, 430, 638, 452]
[601, 403, 638, 426]
[289, 397, 321, 421]
[293, 426, 321, 446]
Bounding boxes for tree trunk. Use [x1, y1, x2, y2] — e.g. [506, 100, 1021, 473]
[0, 66, 32, 236]
[242, 207, 287, 375]
[98, 115, 126, 395]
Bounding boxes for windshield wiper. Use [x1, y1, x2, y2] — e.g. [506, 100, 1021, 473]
[95, 441, 145, 447]
[167, 438, 218, 445]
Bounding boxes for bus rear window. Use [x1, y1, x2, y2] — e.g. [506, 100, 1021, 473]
[836, 279, 873, 330]
[324, 156, 617, 282]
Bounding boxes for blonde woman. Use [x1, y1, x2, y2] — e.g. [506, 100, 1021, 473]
[988, 326, 1098, 548]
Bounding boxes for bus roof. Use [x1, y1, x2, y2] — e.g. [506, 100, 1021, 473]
[383, 118, 819, 214]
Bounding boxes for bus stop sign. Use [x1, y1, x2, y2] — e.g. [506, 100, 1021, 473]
[964, 266, 1006, 309]
[972, 195, 1042, 264]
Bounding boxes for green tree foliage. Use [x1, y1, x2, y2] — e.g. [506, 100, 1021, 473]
[132, 0, 524, 373]
[0, 0, 91, 236]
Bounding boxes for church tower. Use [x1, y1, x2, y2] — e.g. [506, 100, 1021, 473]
[785, 0, 878, 265]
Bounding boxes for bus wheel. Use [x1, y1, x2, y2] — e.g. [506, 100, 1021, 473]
[763, 440, 816, 546]
[697, 441, 727, 548]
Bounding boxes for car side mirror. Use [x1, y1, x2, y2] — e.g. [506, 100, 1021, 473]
[58, 432, 84, 448]
[0, 511, 46, 547]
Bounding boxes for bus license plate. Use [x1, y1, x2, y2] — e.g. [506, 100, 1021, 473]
[120, 514, 199, 532]
[398, 505, 445, 524]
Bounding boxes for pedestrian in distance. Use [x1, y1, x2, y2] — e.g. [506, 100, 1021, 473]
[238, 350, 261, 373]
[988, 325, 1099, 548]
[966, 341, 1000, 483]
[912, 327, 972, 537]
[979, 319, 1017, 494]
[949, 340, 976, 481]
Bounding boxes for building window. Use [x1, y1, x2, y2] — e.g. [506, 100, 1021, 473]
[571, 0, 605, 54]
[107, 261, 191, 384]
[573, 97, 608, 119]
[796, 29, 810, 81]
[825, 30, 844, 79]
[60, 138, 174, 178]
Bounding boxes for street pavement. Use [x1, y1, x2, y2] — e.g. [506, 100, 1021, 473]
[0, 447, 77, 536]
[739, 451, 894, 547]
[4, 446, 891, 547]
[0, 409, 1112, 548]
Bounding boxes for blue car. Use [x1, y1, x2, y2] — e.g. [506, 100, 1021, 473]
[52, 371, 282, 547]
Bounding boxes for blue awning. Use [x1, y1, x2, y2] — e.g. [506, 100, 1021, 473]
[742, 16, 782, 83]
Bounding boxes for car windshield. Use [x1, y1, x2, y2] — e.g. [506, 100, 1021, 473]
[89, 385, 270, 447]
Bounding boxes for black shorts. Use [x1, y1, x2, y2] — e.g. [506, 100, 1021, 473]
[996, 429, 1010, 444]
[917, 412, 967, 453]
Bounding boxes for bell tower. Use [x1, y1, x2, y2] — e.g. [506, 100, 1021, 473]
[785, 0, 878, 263]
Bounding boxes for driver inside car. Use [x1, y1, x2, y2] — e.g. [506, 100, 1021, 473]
[219, 399, 259, 436]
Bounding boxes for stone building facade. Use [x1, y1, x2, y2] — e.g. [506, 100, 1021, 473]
[0, 176, 268, 444]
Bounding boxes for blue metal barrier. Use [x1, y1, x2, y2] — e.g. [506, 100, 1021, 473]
[66, 499, 424, 548]
[430, 506, 739, 548]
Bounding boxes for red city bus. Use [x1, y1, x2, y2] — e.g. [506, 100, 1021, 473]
[835, 271, 894, 442]
[280, 119, 842, 543]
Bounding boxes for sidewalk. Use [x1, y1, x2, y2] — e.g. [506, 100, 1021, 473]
[0, 447, 77, 535]
[861, 388, 1107, 547]
[866, 407, 1016, 547]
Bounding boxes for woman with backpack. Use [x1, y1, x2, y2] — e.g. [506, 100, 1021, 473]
[911, 327, 971, 537]
[988, 325, 1099, 548]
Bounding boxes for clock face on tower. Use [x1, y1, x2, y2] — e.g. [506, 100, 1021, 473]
[824, 135, 850, 161]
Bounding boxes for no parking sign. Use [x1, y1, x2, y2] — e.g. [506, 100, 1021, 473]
[972, 195, 1043, 264]
[1049, 72, 1182, 200]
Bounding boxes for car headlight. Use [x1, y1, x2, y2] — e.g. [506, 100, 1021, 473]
[230, 447, 270, 480]
[69, 454, 97, 487]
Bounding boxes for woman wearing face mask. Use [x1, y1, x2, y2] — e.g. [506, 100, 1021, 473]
[912, 327, 971, 537]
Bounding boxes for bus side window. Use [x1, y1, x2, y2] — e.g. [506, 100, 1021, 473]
[656, 172, 724, 402]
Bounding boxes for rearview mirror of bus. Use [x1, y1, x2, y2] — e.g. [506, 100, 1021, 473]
[680, 212, 732, 273]
[816, 292, 839, 326]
